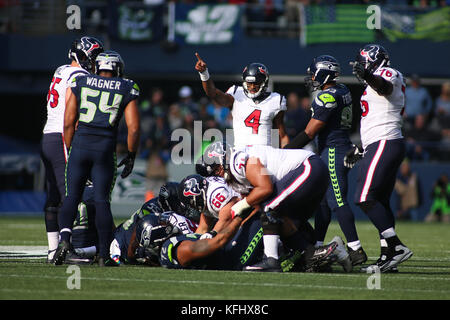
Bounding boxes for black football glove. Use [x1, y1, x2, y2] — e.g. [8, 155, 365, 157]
[118, 151, 136, 179]
[350, 61, 370, 83]
[344, 145, 364, 169]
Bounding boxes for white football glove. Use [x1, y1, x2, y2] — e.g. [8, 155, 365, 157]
[200, 231, 217, 240]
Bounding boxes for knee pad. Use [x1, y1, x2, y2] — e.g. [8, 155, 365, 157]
[260, 210, 283, 235]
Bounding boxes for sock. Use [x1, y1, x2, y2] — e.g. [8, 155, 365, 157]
[381, 227, 396, 239]
[263, 235, 280, 259]
[314, 241, 323, 248]
[59, 228, 72, 242]
[347, 240, 362, 251]
[47, 231, 59, 252]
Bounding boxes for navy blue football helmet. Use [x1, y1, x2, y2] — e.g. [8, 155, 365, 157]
[159, 182, 200, 223]
[242, 63, 270, 99]
[95, 51, 124, 77]
[135, 213, 180, 265]
[355, 44, 390, 74]
[178, 174, 209, 214]
[68, 36, 104, 72]
[305, 55, 340, 91]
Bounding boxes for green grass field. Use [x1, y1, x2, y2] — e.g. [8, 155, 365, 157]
[1, 216, 449, 301]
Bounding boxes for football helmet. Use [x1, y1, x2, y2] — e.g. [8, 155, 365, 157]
[135, 213, 180, 265]
[355, 44, 390, 75]
[178, 174, 209, 214]
[95, 51, 124, 77]
[68, 36, 104, 72]
[305, 55, 340, 91]
[197, 141, 233, 181]
[159, 182, 201, 222]
[242, 63, 269, 99]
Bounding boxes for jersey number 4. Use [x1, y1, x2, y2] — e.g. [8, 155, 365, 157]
[47, 77, 62, 108]
[244, 109, 262, 134]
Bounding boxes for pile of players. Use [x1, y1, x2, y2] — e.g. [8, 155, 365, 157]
[42, 35, 412, 273]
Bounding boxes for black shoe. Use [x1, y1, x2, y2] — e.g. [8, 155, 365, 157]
[347, 246, 368, 266]
[363, 244, 413, 273]
[52, 240, 72, 266]
[303, 242, 338, 272]
[243, 255, 282, 272]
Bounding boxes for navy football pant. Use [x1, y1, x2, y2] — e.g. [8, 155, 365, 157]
[354, 139, 405, 234]
[263, 155, 329, 222]
[59, 144, 117, 257]
[40, 133, 67, 232]
[315, 145, 360, 243]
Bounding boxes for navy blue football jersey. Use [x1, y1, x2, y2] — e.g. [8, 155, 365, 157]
[159, 215, 264, 270]
[113, 197, 163, 259]
[70, 74, 139, 138]
[310, 84, 353, 152]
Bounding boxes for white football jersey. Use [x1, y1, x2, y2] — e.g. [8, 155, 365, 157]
[229, 145, 314, 186]
[226, 85, 286, 149]
[43, 64, 89, 134]
[359, 66, 405, 149]
[204, 176, 241, 219]
[167, 213, 198, 234]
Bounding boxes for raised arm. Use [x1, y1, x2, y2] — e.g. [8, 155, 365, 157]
[195, 52, 234, 108]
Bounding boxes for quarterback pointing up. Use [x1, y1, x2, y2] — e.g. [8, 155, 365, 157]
[194, 53, 289, 149]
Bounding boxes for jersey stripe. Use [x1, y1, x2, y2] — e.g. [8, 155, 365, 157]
[264, 158, 312, 211]
[359, 140, 386, 202]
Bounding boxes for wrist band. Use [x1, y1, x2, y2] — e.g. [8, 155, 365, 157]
[199, 68, 210, 81]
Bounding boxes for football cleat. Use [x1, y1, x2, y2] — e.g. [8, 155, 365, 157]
[330, 236, 353, 273]
[97, 256, 121, 267]
[363, 244, 413, 273]
[52, 240, 72, 266]
[303, 242, 338, 272]
[243, 255, 282, 272]
[347, 245, 368, 266]
[46, 249, 57, 263]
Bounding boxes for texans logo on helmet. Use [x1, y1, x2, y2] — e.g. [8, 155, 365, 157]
[258, 67, 267, 74]
[361, 46, 379, 62]
[208, 150, 223, 159]
[182, 178, 201, 197]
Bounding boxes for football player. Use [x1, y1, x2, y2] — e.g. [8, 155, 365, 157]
[136, 203, 261, 270]
[66, 182, 199, 265]
[53, 51, 141, 266]
[194, 53, 289, 149]
[40, 36, 104, 261]
[347, 44, 413, 272]
[195, 142, 341, 272]
[284, 55, 366, 269]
